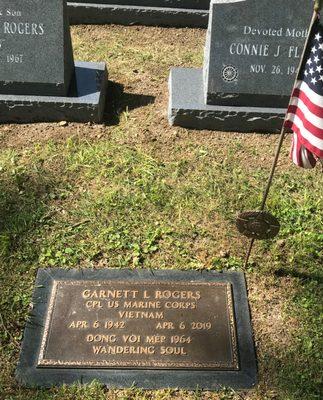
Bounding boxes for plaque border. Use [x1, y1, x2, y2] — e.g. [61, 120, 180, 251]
[16, 268, 258, 389]
[37, 280, 239, 370]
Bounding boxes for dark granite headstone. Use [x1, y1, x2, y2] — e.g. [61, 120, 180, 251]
[68, 0, 210, 27]
[16, 269, 257, 389]
[0, 0, 108, 123]
[204, 0, 310, 108]
[169, 0, 313, 132]
[0, 0, 74, 96]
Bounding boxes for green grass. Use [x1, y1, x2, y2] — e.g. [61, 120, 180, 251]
[0, 25, 322, 400]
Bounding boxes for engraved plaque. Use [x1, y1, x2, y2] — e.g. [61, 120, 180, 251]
[17, 269, 257, 389]
[38, 281, 238, 370]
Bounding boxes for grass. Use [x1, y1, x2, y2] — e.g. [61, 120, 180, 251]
[0, 25, 322, 400]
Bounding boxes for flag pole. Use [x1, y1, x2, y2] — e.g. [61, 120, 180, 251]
[243, 1, 322, 268]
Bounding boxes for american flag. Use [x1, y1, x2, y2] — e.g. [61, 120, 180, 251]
[285, 15, 323, 169]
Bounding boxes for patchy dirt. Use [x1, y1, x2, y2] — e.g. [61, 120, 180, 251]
[0, 24, 290, 172]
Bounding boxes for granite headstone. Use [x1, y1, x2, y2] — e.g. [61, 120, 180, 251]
[168, 0, 313, 132]
[0, 0, 74, 96]
[16, 268, 257, 389]
[0, 0, 108, 123]
[68, 0, 210, 27]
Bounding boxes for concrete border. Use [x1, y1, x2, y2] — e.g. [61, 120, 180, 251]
[68, 2, 209, 27]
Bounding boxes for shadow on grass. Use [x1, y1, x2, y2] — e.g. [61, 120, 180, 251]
[274, 268, 323, 284]
[0, 171, 56, 259]
[0, 170, 59, 391]
[103, 80, 155, 125]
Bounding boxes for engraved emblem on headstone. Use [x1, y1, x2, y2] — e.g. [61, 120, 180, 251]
[222, 65, 238, 82]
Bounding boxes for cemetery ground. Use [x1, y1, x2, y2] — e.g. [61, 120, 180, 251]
[0, 24, 322, 400]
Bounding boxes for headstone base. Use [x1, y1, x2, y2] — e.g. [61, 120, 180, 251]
[168, 68, 286, 133]
[0, 61, 107, 124]
[68, 2, 208, 27]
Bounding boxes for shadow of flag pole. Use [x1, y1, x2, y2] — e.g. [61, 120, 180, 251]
[238, 0, 322, 268]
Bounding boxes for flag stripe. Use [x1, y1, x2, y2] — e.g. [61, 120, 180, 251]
[290, 132, 317, 168]
[285, 109, 323, 152]
[300, 144, 317, 168]
[285, 118, 323, 158]
[292, 87, 323, 117]
[293, 80, 323, 107]
[287, 104, 323, 141]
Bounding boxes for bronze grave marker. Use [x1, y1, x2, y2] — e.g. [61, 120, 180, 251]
[16, 269, 257, 389]
[38, 280, 238, 370]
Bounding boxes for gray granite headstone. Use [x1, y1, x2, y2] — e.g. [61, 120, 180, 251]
[204, 0, 311, 108]
[0, 0, 74, 96]
[0, 0, 108, 123]
[168, 0, 313, 132]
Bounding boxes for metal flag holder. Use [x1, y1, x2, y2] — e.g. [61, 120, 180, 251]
[236, 0, 322, 268]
